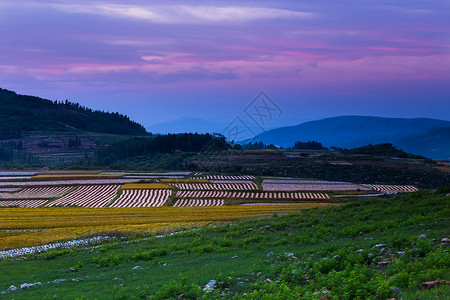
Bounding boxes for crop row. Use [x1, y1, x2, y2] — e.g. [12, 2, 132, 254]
[262, 183, 369, 191]
[0, 200, 48, 208]
[194, 175, 255, 180]
[170, 183, 258, 190]
[0, 179, 138, 187]
[361, 184, 418, 194]
[0, 186, 74, 199]
[173, 199, 224, 207]
[110, 189, 172, 208]
[47, 185, 121, 208]
[176, 190, 330, 200]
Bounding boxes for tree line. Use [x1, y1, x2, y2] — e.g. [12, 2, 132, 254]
[96, 133, 229, 165]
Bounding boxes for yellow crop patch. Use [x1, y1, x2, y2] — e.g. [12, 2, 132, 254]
[0, 204, 333, 248]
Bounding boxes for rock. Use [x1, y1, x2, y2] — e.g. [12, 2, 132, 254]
[72, 279, 80, 282]
[358, 231, 364, 237]
[114, 277, 123, 281]
[163, 263, 167, 266]
[203, 280, 216, 292]
[65, 267, 78, 273]
[265, 279, 272, 283]
[52, 279, 66, 283]
[372, 244, 387, 249]
[132, 266, 143, 270]
[257, 272, 262, 276]
[231, 255, 238, 259]
[356, 249, 364, 253]
[20, 282, 42, 290]
[236, 281, 244, 285]
[418, 234, 427, 240]
[267, 251, 274, 257]
[378, 261, 389, 266]
[263, 260, 270, 264]
[442, 238, 450, 243]
[420, 278, 450, 290]
[7, 285, 18, 292]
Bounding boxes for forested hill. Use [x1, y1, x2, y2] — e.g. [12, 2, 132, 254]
[0, 88, 147, 135]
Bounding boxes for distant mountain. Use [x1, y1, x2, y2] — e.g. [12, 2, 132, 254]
[396, 127, 450, 160]
[0, 88, 147, 135]
[249, 116, 450, 159]
[146, 116, 223, 134]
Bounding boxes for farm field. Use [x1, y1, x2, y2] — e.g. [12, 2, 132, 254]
[0, 170, 420, 209]
[0, 192, 448, 299]
[0, 204, 329, 249]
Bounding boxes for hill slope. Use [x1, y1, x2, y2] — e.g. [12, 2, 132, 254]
[0, 192, 448, 299]
[0, 88, 147, 135]
[250, 116, 450, 159]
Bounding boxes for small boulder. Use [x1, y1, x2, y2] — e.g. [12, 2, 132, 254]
[442, 238, 450, 243]
[203, 280, 216, 292]
[267, 252, 274, 257]
[7, 285, 18, 292]
[420, 278, 450, 290]
[418, 234, 427, 240]
[20, 282, 42, 290]
[52, 279, 66, 283]
[132, 266, 143, 270]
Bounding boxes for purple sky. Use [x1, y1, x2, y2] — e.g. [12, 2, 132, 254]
[0, 0, 449, 130]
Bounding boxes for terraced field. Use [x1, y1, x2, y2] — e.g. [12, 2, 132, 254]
[110, 189, 172, 207]
[0, 170, 419, 209]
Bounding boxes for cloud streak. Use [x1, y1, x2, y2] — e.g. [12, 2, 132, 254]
[52, 3, 316, 24]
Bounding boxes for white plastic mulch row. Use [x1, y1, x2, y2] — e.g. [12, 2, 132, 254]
[176, 190, 330, 200]
[209, 180, 255, 184]
[0, 176, 33, 180]
[0, 188, 21, 192]
[174, 199, 224, 207]
[170, 183, 258, 191]
[0, 199, 48, 208]
[194, 175, 255, 180]
[0, 186, 74, 199]
[361, 184, 418, 194]
[46, 185, 121, 208]
[262, 183, 369, 191]
[0, 171, 37, 176]
[0, 179, 138, 187]
[101, 171, 191, 176]
[262, 179, 352, 184]
[110, 189, 172, 207]
[124, 175, 185, 179]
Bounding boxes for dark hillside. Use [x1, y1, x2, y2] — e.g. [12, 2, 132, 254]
[0, 88, 147, 135]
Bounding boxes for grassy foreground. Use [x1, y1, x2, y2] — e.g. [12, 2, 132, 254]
[0, 192, 449, 299]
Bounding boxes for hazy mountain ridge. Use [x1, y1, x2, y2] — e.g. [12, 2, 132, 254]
[250, 116, 450, 159]
[146, 116, 223, 134]
[0, 88, 147, 136]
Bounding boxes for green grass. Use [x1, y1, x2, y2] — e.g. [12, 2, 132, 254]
[0, 191, 448, 299]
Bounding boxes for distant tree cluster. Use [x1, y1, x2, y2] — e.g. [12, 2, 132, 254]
[0, 145, 13, 161]
[342, 143, 425, 159]
[293, 141, 328, 150]
[239, 141, 278, 150]
[0, 131, 22, 140]
[68, 137, 81, 148]
[96, 133, 229, 165]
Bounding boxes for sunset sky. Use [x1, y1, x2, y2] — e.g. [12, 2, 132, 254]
[0, 0, 449, 130]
